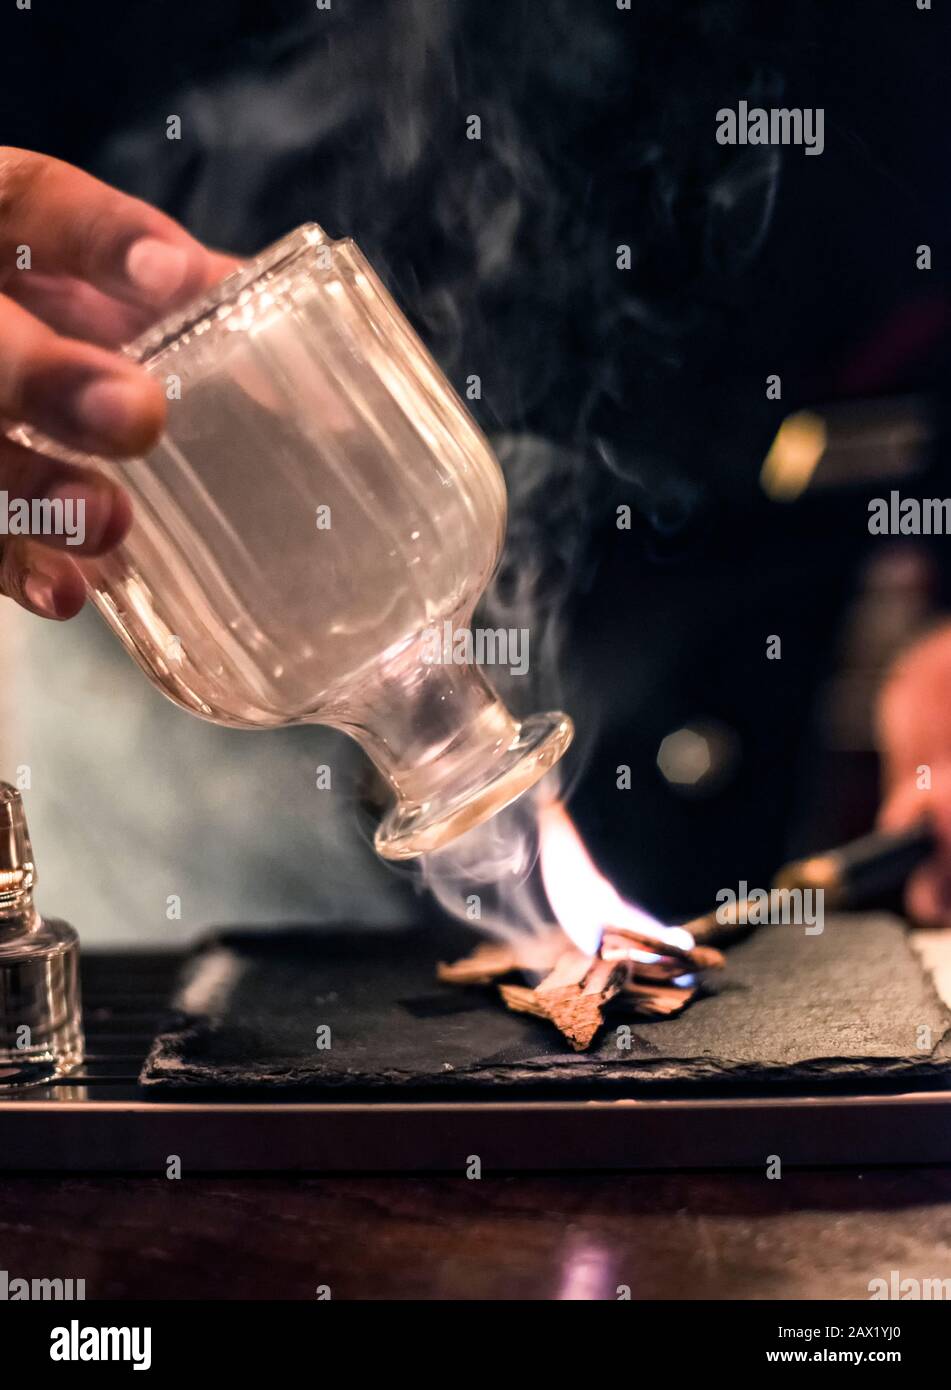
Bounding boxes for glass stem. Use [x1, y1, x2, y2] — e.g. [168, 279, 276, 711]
[329, 631, 521, 816]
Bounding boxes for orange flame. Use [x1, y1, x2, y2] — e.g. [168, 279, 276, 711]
[538, 801, 695, 959]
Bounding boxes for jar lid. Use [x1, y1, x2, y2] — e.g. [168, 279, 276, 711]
[0, 784, 35, 906]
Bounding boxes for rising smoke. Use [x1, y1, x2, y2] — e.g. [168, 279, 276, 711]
[94, 0, 784, 937]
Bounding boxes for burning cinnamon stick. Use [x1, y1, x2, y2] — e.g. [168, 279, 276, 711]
[600, 925, 725, 973]
[500, 950, 629, 1051]
[439, 922, 719, 1051]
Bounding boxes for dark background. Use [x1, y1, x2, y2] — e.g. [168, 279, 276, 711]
[1, 0, 949, 921]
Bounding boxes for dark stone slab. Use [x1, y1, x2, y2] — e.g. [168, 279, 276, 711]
[140, 915, 951, 1095]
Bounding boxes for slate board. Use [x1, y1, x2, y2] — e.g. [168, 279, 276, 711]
[140, 915, 951, 1095]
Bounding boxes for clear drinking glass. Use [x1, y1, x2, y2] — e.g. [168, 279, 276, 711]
[17, 225, 573, 859]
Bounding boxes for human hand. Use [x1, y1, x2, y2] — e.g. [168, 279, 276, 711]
[877, 621, 951, 924]
[0, 147, 236, 619]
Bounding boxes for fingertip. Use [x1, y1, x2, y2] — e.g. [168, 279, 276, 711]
[906, 867, 943, 926]
[22, 342, 168, 459]
[71, 371, 166, 458]
[20, 559, 85, 621]
[124, 237, 190, 305]
[118, 372, 166, 456]
[48, 565, 87, 620]
[122, 234, 227, 311]
[96, 482, 133, 551]
[38, 474, 133, 555]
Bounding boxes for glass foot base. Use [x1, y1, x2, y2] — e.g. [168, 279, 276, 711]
[375, 710, 574, 860]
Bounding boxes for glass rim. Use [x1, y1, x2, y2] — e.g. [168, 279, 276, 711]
[123, 222, 330, 368]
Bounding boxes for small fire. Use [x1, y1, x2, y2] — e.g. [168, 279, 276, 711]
[538, 800, 696, 961]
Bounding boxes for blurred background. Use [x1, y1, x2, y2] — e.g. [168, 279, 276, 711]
[0, 0, 948, 944]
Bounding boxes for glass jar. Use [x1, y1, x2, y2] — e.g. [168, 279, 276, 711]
[17, 225, 572, 859]
[0, 785, 82, 1088]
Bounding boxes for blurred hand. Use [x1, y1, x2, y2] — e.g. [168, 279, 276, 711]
[0, 148, 236, 620]
[877, 621, 951, 925]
